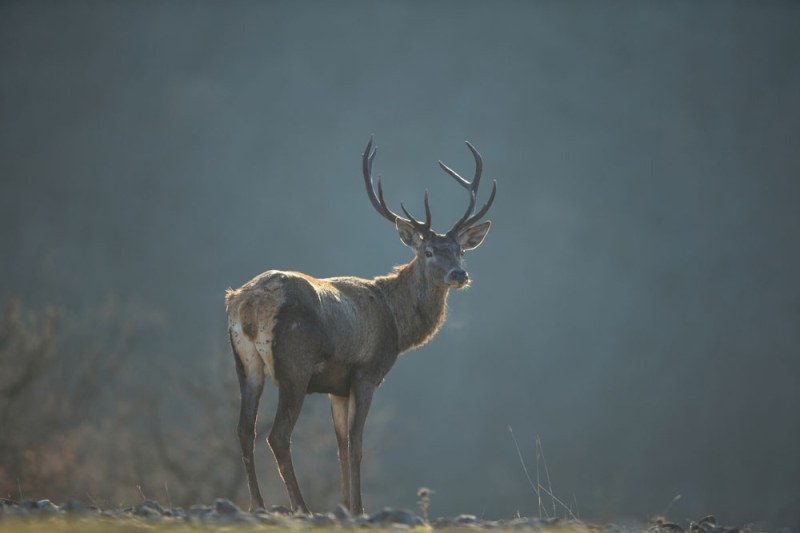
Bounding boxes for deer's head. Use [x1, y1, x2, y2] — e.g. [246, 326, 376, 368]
[363, 137, 496, 289]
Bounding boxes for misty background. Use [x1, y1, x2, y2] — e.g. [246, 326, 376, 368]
[1, 0, 799, 529]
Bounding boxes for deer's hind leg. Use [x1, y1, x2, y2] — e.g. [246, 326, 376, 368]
[230, 329, 266, 512]
[268, 378, 310, 513]
[267, 307, 322, 514]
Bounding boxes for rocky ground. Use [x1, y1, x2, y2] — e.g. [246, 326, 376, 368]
[0, 498, 765, 533]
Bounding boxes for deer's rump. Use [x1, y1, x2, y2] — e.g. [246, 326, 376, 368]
[225, 270, 396, 394]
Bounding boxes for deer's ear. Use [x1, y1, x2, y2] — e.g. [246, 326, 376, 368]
[396, 219, 424, 248]
[458, 221, 491, 251]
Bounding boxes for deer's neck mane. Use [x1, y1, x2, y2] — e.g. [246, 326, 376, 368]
[375, 258, 449, 354]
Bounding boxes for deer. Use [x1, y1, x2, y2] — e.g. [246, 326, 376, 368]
[225, 136, 496, 516]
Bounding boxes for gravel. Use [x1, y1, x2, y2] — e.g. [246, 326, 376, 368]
[0, 498, 766, 532]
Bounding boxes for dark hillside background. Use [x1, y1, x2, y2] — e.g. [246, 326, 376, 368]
[1, 1, 798, 529]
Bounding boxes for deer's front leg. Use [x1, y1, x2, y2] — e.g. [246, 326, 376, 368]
[347, 381, 375, 516]
[330, 393, 351, 510]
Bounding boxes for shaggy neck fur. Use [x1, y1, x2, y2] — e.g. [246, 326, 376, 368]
[375, 257, 449, 354]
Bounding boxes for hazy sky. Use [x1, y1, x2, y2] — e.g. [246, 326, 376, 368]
[2, 1, 799, 528]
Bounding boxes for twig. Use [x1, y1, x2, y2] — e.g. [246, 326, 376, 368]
[86, 491, 101, 510]
[529, 433, 578, 520]
[662, 494, 682, 517]
[533, 477, 578, 520]
[535, 436, 544, 518]
[508, 425, 544, 517]
[536, 435, 557, 518]
[164, 481, 172, 510]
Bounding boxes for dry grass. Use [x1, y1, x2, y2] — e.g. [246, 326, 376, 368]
[0, 516, 594, 533]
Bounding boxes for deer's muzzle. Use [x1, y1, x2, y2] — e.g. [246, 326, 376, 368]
[446, 269, 470, 288]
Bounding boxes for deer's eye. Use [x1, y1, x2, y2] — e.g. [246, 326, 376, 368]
[424, 250, 433, 258]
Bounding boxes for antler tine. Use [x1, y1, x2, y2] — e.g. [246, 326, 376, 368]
[363, 136, 433, 234]
[376, 178, 402, 222]
[438, 141, 483, 191]
[363, 136, 405, 224]
[399, 191, 432, 233]
[445, 141, 492, 235]
[461, 179, 496, 229]
[464, 140, 483, 191]
[438, 161, 471, 189]
[449, 190, 478, 234]
[422, 190, 432, 227]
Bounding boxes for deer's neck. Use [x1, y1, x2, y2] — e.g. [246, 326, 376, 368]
[376, 258, 449, 354]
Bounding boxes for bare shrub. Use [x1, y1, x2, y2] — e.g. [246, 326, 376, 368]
[0, 297, 386, 510]
[0, 297, 166, 502]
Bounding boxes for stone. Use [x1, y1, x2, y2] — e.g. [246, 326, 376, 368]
[164, 507, 186, 519]
[369, 508, 425, 527]
[214, 498, 243, 515]
[61, 500, 91, 515]
[313, 512, 337, 527]
[334, 503, 352, 522]
[454, 513, 480, 525]
[187, 504, 214, 521]
[255, 512, 286, 526]
[135, 500, 165, 516]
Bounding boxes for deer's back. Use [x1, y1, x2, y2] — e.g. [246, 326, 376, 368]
[226, 270, 398, 388]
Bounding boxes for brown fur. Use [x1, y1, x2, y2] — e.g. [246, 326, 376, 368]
[227, 138, 494, 516]
[375, 259, 449, 353]
[226, 256, 452, 515]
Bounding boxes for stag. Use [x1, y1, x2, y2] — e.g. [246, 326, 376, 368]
[225, 137, 496, 515]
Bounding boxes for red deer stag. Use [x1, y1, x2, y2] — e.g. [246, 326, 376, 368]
[225, 137, 496, 515]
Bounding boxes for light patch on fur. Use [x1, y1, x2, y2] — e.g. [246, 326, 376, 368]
[226, 272, 285, 381]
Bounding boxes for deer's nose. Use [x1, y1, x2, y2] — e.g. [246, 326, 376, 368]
[448, 269, 469, 287]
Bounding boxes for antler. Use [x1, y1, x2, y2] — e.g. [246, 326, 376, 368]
[363, 136, 431, 234]
[440, 141, 497, 235]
